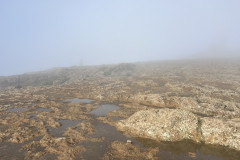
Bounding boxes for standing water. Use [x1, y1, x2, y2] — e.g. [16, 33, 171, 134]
[90, 104, 120, 116]
[64, 98, 95, 103]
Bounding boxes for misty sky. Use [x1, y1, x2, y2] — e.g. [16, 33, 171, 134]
[0, 0, 240, 76]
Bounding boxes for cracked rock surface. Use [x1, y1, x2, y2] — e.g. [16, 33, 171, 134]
[117, 108, 240, 151]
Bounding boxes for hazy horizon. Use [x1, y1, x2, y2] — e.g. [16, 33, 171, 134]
[1, 0, 240, 76]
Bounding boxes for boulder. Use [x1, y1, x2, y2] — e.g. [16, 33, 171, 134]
[117, 108, 200, 142]
[201, 117, 240, 150]
[129, 94, 165, 106]
[117, 108, 240, 151]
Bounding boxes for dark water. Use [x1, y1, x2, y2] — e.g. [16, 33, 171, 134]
[77, 120, 140, 159]
[29, 113, 38, 120]
[36, 108, 52, 112]
[0, 136, 43, 160]
[90, 104, 120, 116]
[64, 98, 95, 103]
[135, 138, 240, 160]
[111, 116, 125, 121]
[0, 143, 24, 160]
[77, 104, 127, 159]
[6, 108, 27, 112]
[47, 119, 80, 137]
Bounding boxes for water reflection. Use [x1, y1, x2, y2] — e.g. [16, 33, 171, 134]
[135, 138, 240, 160]
[90, 104, 120, 116]
[64, 98, 95, 103]
[48, 119, 80, 137]
[6, 108, 27, 112]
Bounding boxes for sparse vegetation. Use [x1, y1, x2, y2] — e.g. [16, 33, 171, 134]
[0, 59, 240, 159]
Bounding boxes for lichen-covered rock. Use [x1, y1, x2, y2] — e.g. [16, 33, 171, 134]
[163, 96, 198, 109]
[129, 94, 165, 106]
[201, 117, 240, 151]
[117, 108, 240, 151]
[117, 108, 200, 142]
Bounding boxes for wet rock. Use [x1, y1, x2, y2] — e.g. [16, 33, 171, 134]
[117, 108, 200, 142]
[201, 117, 240, 151]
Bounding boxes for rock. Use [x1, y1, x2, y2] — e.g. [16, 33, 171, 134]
[129, 94, 165, 106]
[117, 108, 200, 142]
[127, 140, 132, 143]
[201, 117, 240, 151]
[117, 108, 240, 151]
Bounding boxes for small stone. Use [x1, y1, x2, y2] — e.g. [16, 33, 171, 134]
[127, 140, 132, 143]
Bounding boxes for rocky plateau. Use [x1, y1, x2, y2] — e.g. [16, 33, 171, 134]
[0, 59, 240, 160]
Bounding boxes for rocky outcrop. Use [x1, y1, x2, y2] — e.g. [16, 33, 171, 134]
[129, 94, 165, 106]
[117, 108, 200, 142]
[201, 117, 240, 151]
[117, 108, 240, 151]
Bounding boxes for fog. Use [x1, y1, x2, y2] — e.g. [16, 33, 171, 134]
[0, 0, 239, 76]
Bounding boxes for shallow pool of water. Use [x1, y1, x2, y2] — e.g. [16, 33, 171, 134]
[77, 120, 139, 159]
[6, 108, 27, 112]
[90, 104, 120, 116]
[135, 137, 240, 160]
[64, 98, 95, 103]
[0, 142, 24, 160]
[111, 116, 124, 121]
[48, 119, 80, 137]
[29, 113, 38, 120]
[0, 138, 56, 160]
[36, 108, 52, 112]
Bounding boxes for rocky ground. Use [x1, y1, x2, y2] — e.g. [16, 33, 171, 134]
[0, 59, 240, 159]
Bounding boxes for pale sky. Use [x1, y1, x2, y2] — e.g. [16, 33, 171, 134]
[0, 0, 240, 76]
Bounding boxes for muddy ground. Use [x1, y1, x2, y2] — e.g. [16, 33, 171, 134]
[0, 59, 240, 160]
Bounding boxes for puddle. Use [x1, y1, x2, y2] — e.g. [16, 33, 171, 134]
[90, 104, 120, 116]
[0, 136, 45, 160]
[93, 120, 137, 143]
[113, 84, 121, 88]
[111, 116, 124, 121]
[36, 108, 52, 112]
[29, 113, 38, 120]
[135, 138, 240, 160]
[77, 120, 140, 159]
[48, 119, 80, 137]
[6, 108, 27, 112]
[39, 154, 58, 160]
[0, 142, 25, 160]
[64, 98, 95, 103]
[0, 124, 9, 132]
